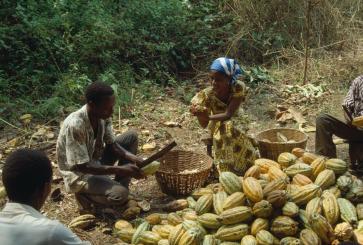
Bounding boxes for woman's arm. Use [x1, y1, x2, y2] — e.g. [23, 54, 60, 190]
[209, 96, 243, 121]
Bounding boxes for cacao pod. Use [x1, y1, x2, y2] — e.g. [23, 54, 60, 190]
[222, 192, 246, 210]
[219, 172, 243, 194]
[242, 177, 263, 203]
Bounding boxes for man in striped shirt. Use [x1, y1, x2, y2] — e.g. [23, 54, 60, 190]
[315, 75, 363, 173]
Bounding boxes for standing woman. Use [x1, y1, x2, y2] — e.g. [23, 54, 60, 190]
[190, 57, 258, 175]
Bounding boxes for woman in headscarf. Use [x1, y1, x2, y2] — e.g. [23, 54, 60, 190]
[190, 57, 258, 175]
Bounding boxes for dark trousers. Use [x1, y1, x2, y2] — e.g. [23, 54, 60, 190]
[315, 113, 363, 167]
[76, 130, 138, 209]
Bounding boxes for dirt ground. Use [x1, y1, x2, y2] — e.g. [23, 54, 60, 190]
[0, 49, 362, 244]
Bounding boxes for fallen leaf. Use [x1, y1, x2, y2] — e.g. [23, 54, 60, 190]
[46, 132, 55, 139]
[142, 142, 156, 151]
[163, 121, 181, 127]
[299, 123, 316, 133]
[141, 130, 150, 135]
[7, 138, 18, 147]
[20, 114, 32, 125]
[137, 200, 151, 212]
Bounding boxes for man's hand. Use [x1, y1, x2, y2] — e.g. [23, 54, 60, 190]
[116, 164, 145, 179]
[129, 155, 144, 166]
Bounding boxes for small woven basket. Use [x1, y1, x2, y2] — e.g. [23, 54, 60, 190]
[155, 150, 213, 196]
[256, 128, 308, 161]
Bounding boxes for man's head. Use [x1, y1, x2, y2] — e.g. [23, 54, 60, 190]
[85, 81, 115, 119]
[2, 149, 52, 209]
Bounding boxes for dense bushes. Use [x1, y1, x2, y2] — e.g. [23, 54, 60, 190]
[0, 0, 361, 120]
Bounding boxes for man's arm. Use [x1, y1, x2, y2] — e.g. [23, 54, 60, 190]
[109, 142, 144, 166]
[71, 162, 144, 178]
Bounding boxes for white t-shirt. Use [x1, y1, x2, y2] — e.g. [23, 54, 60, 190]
[0, 202, 90, 245]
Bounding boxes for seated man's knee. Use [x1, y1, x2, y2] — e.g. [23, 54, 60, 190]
[316, 113, 331, 127]
[106, 185, 129, 205]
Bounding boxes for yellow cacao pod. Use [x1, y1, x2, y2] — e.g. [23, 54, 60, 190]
[314, 169, 336, 190]
[251, 218, 269, 236]
[291, 148, 305, 158]
[254, 158, 280, 174]
[321, 191, 340, 226]
[138, 231, 162, 245]
[252, 200, 273, 218]
[197, 213, 222, 230]
[195, 194, 213, 215]
[215, 224, 249, 241]
[244, 165, 261, 178]
[192, 188, 213, 200]
[256, 230, 274, 245]
[289, 184, 322, 206]
[163, 199, 188, 212]
[309, 213, 335, 244]
[278, 152, 297, 169]
[68, 214, 96, 229]
[282, 202, 299, 217]
[305, 197, 322, 219]
[310, 157, 326, 180]
[116, 228, 135, 243]
[217, 206, 252, 225]
[141, 161, 160, 175]
[182, 210, 198, 221]
[114, 219, 133, 230]
[179, 227, 202, 245]
[202, 234, 219, 245]
[301, 152, 319, 164]
[325, 158, 348, 175]
[213, 191, 228, 215]
[334, 222, 353, 241]
[284, 163, 312, 178]
[167, 213, 183, 226]
[268, 166, 288, 181]
[280, 237, 301, 245]
[357, 203, 363, 220]
[263, 177, 289, 197]
[152, 225, 174, 239]
[158, 239, 169, 245]
[292, 174, 312, 186]
[242, 177, 263, 203]
[241, 235, 257, 245]
[122, 206, 141, 220]
[145, 213, 162, 225]
[222, 192, 246, 210]
[168, 224, 185, 245]
[299, 229, 321, 245]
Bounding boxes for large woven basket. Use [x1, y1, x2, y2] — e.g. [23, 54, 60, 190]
[256, 128, 308, 161]
[155, 150, 213, 196]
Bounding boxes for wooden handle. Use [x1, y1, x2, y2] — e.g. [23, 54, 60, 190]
[139, 141, 177, 168]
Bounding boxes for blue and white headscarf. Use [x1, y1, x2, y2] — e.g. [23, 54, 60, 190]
[210, 57, 243, 85]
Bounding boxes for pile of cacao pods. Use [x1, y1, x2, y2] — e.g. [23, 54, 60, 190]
[113, 148, 363, 245]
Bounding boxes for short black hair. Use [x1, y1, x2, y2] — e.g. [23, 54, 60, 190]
[85, 81, 114, 105]
[2, 149, 52, 203]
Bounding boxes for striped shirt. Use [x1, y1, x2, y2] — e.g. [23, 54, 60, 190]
[343, 75, 363, 118]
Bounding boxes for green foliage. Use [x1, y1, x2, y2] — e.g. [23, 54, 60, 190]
[0, 0, 232, 120]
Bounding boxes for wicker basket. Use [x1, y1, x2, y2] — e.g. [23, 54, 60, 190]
[256, 128, 308, 161]
[155, 150, 213, 196]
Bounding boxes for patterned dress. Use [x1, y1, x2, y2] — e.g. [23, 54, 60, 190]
[191, 80, 258, 175]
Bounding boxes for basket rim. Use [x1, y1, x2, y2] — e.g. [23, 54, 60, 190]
[157, 150, 213, 174]
[255, 128, 308, 145]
